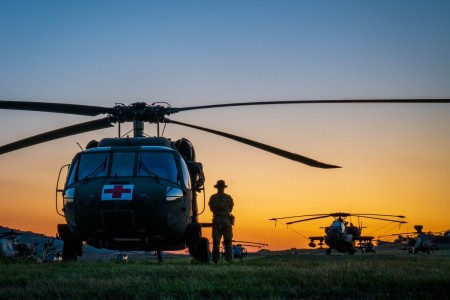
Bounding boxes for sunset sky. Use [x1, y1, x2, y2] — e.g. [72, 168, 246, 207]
[1, 1, 449, 250]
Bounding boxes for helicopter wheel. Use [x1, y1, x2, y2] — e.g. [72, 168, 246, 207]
[195, 237, 210, 263]
[58, 224, 82, 262]
[326, 248, 331, 255]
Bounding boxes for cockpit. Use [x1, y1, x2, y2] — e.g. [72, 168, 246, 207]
[330, 221, 345, 233]
[65, 146, 191, 188]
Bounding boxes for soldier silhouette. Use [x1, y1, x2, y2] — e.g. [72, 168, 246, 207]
[208, 179, 234, 263]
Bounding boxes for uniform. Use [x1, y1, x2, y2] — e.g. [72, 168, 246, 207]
[209, 180, 234, 263]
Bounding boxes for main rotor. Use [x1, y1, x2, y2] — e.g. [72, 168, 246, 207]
[1, 98, 449, 168]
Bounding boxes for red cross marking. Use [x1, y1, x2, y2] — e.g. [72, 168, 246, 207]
[104, 185, 132, 198]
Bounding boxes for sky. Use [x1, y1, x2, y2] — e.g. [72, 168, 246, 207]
[1, 0, 449, 250]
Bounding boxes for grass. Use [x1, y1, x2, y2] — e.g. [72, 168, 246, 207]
[0, 248, 449, 299]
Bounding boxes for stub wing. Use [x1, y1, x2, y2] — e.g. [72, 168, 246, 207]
[353, 236, 374, 242]
[309, 236, 325, 243]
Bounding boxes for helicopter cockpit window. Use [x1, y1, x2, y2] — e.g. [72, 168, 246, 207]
[180, 157, 191, 189]
[66, 159, 79, 186]
[331, 221, 345, 233]
[77, 153, 109, 181]
[137, 152, 178, 183]
[111, 152, 135, 177]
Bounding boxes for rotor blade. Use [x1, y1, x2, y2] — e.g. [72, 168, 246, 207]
[358, 215, 408, 223]
[0, 100, 114, 116]
[357, 214, 405, 219]
[269, 214, 330, 221]
[286, 215, 331, 225]
[0, 117, 114, 155]
[232, 240, 269, 246]
[169, 99, 450, 113]
[165, 119, 341, 169]
[377, 232, 413, 238]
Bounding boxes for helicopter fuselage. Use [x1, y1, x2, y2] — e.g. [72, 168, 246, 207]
[58, 137, 200, 253]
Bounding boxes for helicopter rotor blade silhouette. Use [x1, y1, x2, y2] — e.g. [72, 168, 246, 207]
[357, 213, 405, 219]
[269, 214, 330, 221]
[0, 100, 114, 116]
[357, 215, 407, 223]
[164, 118, 340, 169]
[0, 117, 114, 155]
[169, 99, 450, 113]
[286, 215, 331, 225]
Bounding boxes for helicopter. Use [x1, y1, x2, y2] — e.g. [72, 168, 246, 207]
[378, 225, 439, 254]
[0, 99, 449, 262]
[0, 230, 38, 259]
[270, 212, 407, 254]
[221, 240, 269, 260]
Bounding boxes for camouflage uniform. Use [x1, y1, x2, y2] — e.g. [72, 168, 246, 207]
[209, 191, 234, 263]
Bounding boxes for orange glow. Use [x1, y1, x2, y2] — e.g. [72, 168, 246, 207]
[1, 106, 450, 250]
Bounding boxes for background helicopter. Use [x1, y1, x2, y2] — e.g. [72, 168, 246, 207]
[221, 240, 269, 260]
[270, 212, 406, 255]
[0, 99, 449, 259]
[0, 227, 62, 261]
[0, 230, 37, 259]
[378, 225, 440, 254]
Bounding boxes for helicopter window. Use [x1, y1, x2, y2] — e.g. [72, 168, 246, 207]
[78, 153, 109, 180]
[137, 152, 178, 182]
[111, 152, 135, 177]
[331, 221, 345, 233]
[180, 158, 191, 189]
[66, 159, 79, 186]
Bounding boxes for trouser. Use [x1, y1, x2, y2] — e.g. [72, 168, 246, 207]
[212, 218, 233, 262]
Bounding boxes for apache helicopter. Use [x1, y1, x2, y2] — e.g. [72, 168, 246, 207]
[270, 212, 407, 254]
[0, 99, 448, 262]
[378, 225, 439, 254]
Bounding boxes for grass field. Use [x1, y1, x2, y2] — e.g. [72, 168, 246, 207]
[1, 247, 449, 299]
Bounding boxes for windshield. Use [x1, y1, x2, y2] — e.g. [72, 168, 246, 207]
[77, 153, 109, 180]
[137, 151, 179, 183]
[331, 221, 345, 233]
[66, 149, 181, 185]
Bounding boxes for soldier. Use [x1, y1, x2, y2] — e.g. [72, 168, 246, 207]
[209, 179, 234, 263]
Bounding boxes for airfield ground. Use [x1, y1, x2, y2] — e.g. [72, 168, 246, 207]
[0, 245, 449, 299]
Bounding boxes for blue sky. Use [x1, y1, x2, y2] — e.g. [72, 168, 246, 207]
[2, 1, 450, 103]
[1, 1, 449, 246]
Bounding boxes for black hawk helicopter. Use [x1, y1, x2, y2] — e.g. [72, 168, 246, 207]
[378, 225, 439, 254]
[270, 212, 407, 254]
[0, 99, 448, 262]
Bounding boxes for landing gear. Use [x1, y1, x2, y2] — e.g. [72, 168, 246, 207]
[188, 237, 210, 263]
[326, 248, 331, 255]
[58, 224, 82, 262]
[157, 251, 163, 263]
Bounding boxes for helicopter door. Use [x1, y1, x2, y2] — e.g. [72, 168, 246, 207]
[56, 164, 70, 217]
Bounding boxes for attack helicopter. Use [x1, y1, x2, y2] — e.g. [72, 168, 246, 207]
[270, 212, 407, 254]
[378, 225, 439, 254]
[0, 99, 449, 262]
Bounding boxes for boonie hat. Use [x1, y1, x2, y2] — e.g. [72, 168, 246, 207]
[214, 180, 227, 188]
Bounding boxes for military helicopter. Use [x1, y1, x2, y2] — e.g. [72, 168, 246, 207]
[0, 230, 38, 259]
[0, 99, 448, 262]
[221, 240, 269, 260]
[378, 225, 439, 254]
[270, 212, 407, 254]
